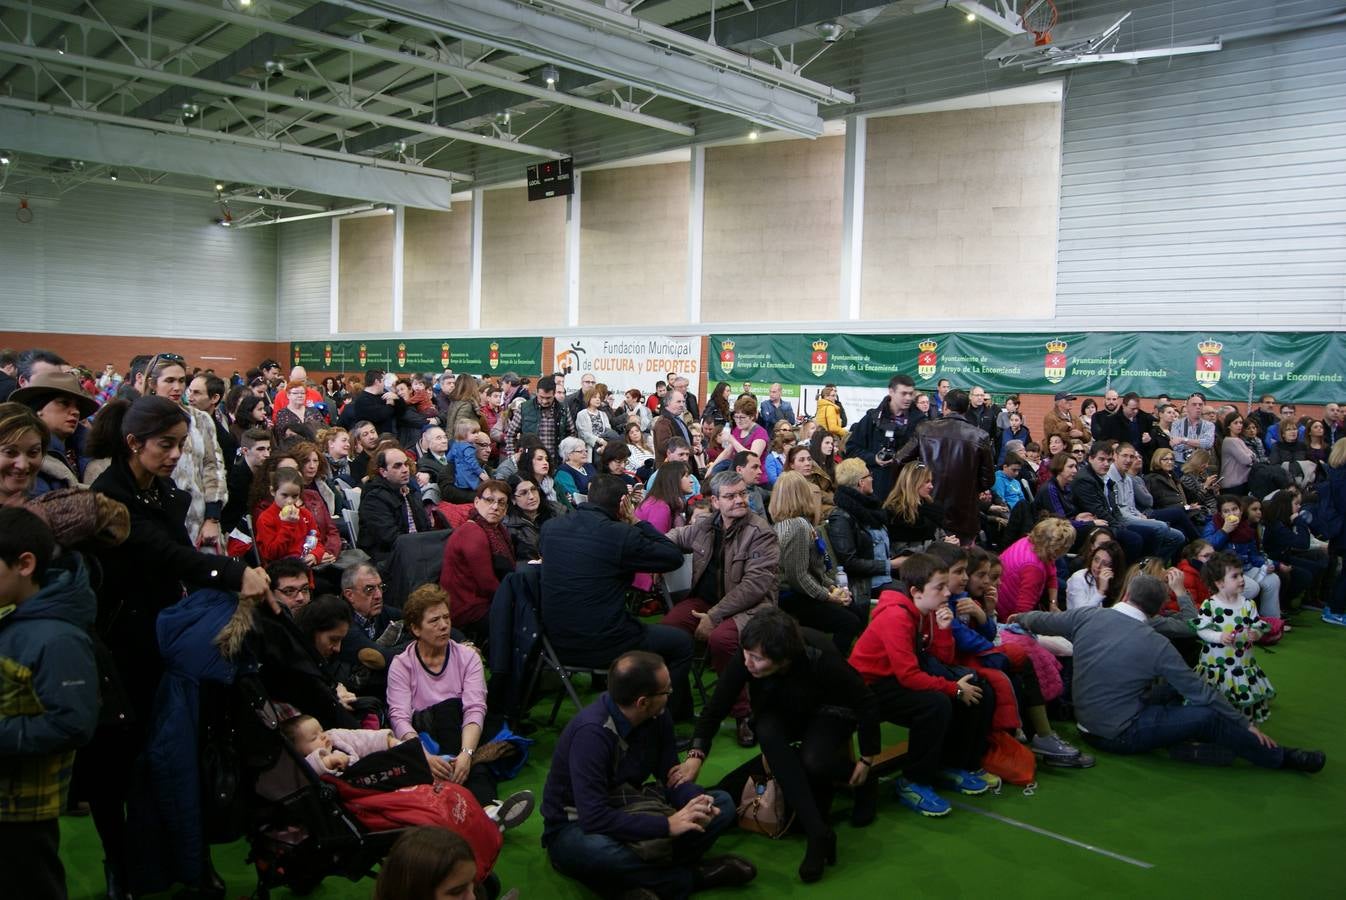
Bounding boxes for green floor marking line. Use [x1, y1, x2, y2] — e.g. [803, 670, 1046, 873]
[953, 801, 1155, 869]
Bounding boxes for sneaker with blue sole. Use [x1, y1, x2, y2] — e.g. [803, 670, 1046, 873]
[895, 779, 951, 817]
[937, 768, 990, 796]
[1322, 610, 1346, 627]
[969, 768, 1002, 791]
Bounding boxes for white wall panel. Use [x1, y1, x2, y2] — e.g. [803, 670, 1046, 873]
[277, 219, 332, 341]
[0, 183, 277, 339]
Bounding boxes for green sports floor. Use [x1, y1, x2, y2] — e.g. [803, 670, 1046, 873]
[59, 618, 1346, 900]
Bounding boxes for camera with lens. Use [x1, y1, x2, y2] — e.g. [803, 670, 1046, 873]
[875, 446, 895, 464]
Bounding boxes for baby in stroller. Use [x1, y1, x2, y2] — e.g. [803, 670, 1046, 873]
[284, 713, 400, 775]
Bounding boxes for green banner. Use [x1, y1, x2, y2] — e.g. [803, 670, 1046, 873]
[290, 338, 544, 376]
[709, 332, 1346, 404]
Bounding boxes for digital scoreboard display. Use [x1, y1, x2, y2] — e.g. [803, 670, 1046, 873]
[527, 157, 574, 201]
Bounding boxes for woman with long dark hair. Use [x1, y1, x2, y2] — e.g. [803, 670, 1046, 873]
[503, 473, 563, 561]
[85, 396, 268, 898]
[708, 380, 732, 426]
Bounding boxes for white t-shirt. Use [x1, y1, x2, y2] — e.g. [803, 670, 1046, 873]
[1066, 569, 1107, 611]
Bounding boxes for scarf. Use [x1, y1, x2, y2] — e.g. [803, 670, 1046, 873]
[833, 485, 886, 530]
[469, 509, 516, 578]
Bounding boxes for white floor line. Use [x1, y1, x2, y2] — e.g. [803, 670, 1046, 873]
[952, 801, 1155, 869]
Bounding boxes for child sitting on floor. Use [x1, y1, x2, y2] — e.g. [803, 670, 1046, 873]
[1195, 552, 1275, 723]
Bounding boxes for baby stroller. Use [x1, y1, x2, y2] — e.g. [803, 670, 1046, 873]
[231, 673, 405, 898]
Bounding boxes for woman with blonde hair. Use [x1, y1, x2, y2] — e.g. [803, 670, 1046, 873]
[1180, 449, 1220, 519]
[884, 461, 945, 552]
[814, 384, 848, 443]
[827, 457, 898, 601]
[769, 471, 863, 654]
[994, 517, 1076, 618]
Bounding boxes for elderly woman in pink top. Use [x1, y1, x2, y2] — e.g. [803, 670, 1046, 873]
[994, 518, 1077, 619]
[386, 584, 498, 806]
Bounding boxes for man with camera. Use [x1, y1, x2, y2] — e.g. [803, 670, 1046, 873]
[847, 374, 926, 502]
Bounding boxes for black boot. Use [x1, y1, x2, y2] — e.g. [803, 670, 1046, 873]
[798, 830, 836, 883]
[104, 860, 133, 900]
[851, 778, 878, 828]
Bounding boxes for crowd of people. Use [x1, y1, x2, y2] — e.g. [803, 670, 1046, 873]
[0, 344, 1340, 900]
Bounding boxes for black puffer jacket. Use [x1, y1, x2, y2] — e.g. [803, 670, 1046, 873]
[826, 485, 890, 600]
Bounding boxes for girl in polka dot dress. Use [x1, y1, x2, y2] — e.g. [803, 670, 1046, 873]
[1194, 552, 1276, 723]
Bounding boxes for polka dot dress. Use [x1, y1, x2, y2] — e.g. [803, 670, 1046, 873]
[1194, 595, 1276, 723]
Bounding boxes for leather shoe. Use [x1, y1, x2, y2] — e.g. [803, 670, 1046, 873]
[735, 717, 756, 748]
[850, 778, 878, 828]
[1282, 748, 1326, 773]
[694, 855, 757, 890]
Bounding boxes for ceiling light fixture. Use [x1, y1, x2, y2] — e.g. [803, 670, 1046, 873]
[264, 60, 285, 77]
[966, 12, 977, 22]
[541, 65, 559, 88]
[108, 169, 118, 181]
[215, 182, 225, 192]
[0, 152, 10, 165]
[239, 0, 252, 8]
[748, 129, 759, 140]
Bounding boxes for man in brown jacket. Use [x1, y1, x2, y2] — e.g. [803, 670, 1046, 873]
[653, 390, 693, 464]
[892, 389, 995, 544]
[661, 471, 780, 746]
[1042, 391, 1087, 444]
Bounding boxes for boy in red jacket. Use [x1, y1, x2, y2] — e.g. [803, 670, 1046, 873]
[848, 553, 999, 817]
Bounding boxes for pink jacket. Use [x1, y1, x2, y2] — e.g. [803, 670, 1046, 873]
[386, 641, 487, 740]
[996, 536, 1053, 619]
[632, 497, 678, 592]
[304, 727, 396, 775]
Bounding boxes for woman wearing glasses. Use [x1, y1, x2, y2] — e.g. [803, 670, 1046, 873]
[440, 480, 515, 634]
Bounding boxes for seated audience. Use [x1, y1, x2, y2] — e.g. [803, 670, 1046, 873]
[253, 469, 332, 567]
[358, 446, 433, 574]
[539, 475, 694, 717]
[339, 562, 405, 670]
[555, 436, 598, 506]
[995, 518, 1076, 618]
[827, 457, 897, 601]
[673, 610, 880, 883]
[503, 474, 562, 562]
[884, 461, 947, 554]
[770, 472, 864, 655]
[1065, 541, 1125, 610]
[848, 554, 999, 818]
[661, 472, 781, 743]
[1219, 414, 1256, 494]
[574, 383, 613, 450]
[1010, 575, 1323, 772]
[541, 651, 756, 899]
[440, 480, 515, 633]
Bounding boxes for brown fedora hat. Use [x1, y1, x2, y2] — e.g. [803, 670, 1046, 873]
[10, 370, 99, 419]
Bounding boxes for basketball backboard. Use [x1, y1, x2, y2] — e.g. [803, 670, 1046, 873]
[986, 9, 1132, 67]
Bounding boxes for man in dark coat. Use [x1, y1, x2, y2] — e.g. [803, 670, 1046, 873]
[357, 447, 433, 574]
[848, 374, 926, 503]
[538, 475, 694, 717]
[891, 389, 994, 543]
[338, 369, 407, 436]
[1100, 393, 1157, 461]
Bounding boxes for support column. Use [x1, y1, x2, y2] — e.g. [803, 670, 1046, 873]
[469, 188, 484, 330]
[686, 145, 705, 323]
[565, 170, 582, 327]
[839, 114, 866, 320]
[392, 204, 405, 331]
[328, 217, 340, 334]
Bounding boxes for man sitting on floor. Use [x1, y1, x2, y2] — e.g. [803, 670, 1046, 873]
[541, 651, 756, 900]
[1009, 574, 1324, 772]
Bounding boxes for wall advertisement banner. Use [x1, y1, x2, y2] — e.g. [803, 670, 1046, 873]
[708, 332, 1346, 404]
[550, 334, 702, 397]
[290, 338, 543, 375]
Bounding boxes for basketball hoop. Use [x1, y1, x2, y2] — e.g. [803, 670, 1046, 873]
[1021, 0, 1058, 46]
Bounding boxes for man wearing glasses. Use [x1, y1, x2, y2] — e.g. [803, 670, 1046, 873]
[543, 650, 756, 898]
[268, 558, 314, 613]
[338, 563, 406, 671]
[660, 472, 780, 747]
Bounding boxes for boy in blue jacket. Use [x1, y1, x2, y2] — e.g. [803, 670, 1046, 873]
[0, 508, 99, 899]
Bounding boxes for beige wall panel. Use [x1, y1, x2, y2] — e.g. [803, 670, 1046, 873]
[701, 137, 845, 322]
[580, 164, 689, 325]
[481, 187, 566, 330]
[337, 215, 393, 333]
[861, 104, 1061, 319]
[403, 205, 472, 330]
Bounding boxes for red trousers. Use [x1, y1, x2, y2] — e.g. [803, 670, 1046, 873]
[661, 598, 749, 718]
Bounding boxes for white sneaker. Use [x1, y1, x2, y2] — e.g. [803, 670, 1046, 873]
[1030, 733, 1081, 759]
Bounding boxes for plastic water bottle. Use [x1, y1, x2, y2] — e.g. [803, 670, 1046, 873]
[302, 530, 319, 557]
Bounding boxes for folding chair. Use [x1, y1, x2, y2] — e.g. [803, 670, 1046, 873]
[523, 633, 606, 726]
[241, 514, 262, 568]
[342, 508, 359, 548]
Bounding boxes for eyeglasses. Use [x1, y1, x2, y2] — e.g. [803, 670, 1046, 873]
[360, 583, 386, 596]
[645, 688, 674, 698]
[478, 496, 508, 507]
[275, 585, 312, 599]
[514, 486, 539, 498]
[156, 352, 186, 364]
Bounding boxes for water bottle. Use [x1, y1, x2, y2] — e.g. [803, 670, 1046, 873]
[302, 530, 319, 558]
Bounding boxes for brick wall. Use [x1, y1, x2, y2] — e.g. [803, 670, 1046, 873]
[0, 331, 288, 380]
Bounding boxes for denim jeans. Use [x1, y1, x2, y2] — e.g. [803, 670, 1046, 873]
[1122, 515, 1185, 562]
[547, 789, 736, 900]
[1084, 688, 1283, 769]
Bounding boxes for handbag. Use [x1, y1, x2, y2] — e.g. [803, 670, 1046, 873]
[982, 731, 1036, 787]
[608, 784, 677, 861]
[737, 766, 794, 838]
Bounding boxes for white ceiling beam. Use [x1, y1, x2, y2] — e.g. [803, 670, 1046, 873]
[0, 41, 568, 160]
[0, 103, 456, 210]
[139, 0, 695, 137]
[332, 0, 836, 136]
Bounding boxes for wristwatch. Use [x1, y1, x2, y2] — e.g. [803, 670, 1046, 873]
[463, 747, 475, 757]
[955, 687, 964, 699]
